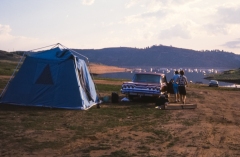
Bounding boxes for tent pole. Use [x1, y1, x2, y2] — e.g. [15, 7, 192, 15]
[1, 43, 59, 98]
[26, 43, 60, 52]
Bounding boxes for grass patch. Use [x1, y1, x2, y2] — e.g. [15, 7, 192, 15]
[108, 149, 132, 157]
[93, 77, 130, 82]
[0, 60, 240, 156]
[187, 91, 205, 99]
[202, 145, 210, 149]
[182, 119, 196, 126]
[137, 145, 150, 154]
[26, 140, 65, 151]
[82, 145, 112, 153]
[205, 68, 240, 84]
[96, 84, 122, 92]
[0, 101, 169, 155]
[0, 61, 18, 75]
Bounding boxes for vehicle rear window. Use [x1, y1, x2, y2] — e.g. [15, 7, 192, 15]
[133, 74, 161, 83]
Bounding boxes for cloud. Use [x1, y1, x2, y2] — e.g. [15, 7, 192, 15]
[217, 6, 240, 24]
[203, 23, 228, 35]
[125, 0, 138, 8]
[222, 38, 240, 49]
[140, 10, 167, 18]
[0, 24, 11, 35]
[159, 24, 191, 39]
[0, 24, 49, 51]
[82, 0, 95, 5]
[122, 10, 167, 24]
[199, 5, 240, 35]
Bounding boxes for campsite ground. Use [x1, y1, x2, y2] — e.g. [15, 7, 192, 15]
[1, 79, 240, 156]
[1, 63, 240, 156]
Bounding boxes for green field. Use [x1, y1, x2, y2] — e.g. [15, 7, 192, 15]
[0, 61, 19, 76]
[205, 68, 240, 84]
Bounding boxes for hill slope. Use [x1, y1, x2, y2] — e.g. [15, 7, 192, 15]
[205, 68, 240, 83]
[1, 45, 240, 68]
[0, 50, 21, 61]
[74, 45, 240, 68]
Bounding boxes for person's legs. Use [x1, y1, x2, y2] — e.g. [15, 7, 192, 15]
[178, 86, 186, 104]
[182, 86, 187, 104]
[174, 94, 178, 102]
[173, 84, 179, 102]
[178, 86, 184, 103]
[179, 94, 181, 102]
[180, 94, 184, 103]
[183, 95, 186, 104]
[168, 93, 171, 101]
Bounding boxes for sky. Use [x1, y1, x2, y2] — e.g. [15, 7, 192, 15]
[0, 0, 240, 54]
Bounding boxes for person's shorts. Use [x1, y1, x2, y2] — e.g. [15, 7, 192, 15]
[178, 86, 186, 95]
[173, 84, 179, 94]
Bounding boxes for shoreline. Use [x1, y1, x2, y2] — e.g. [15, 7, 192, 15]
[88, 63, 131, 75]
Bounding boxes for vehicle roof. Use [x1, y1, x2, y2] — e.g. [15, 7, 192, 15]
[210, 80, 218, 82]
[134, 72, 165, 77]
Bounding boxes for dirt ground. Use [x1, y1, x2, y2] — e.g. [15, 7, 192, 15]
[88, 63, 131, 74]
[1, 80, 240, 156]
[1, 62, 240, 156]
[97, 84, 240, 157]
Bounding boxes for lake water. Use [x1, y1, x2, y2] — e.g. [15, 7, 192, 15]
[95, 66, 239, 87]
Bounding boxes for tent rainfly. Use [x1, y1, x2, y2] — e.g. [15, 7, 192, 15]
[0, 44, 99, 110]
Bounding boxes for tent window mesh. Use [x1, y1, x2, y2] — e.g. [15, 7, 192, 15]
[35, 64, 54, 85]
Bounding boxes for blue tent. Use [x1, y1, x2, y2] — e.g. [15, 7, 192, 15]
[0, 45, 99, 110]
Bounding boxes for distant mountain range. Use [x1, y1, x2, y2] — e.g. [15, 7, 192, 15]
[74, 45, 240, 68]
[1, 45, 240, 68]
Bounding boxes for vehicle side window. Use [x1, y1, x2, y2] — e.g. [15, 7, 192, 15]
[132, 74, 136, 82]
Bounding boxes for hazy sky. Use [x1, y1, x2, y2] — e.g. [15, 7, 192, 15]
[1, 0, 240, 54]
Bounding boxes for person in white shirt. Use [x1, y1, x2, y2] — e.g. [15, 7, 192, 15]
[176, 70, 188, 104]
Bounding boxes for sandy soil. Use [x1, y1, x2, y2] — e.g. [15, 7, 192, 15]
[88, 63, 131, 74]
[0, 75, 11, 79]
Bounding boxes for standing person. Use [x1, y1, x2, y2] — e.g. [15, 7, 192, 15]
[172, 70, 180, 103]
[177, 70, 188, 104]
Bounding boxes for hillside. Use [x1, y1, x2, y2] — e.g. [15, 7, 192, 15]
[74, 45, 240, 68]
[0, 50, 21, 61]
[0, 51, 129, 77]
[1, 45, 240, 68]
[205, 68, 240, 84]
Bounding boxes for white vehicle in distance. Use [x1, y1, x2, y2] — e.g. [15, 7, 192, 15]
[209, 80, 219, 87]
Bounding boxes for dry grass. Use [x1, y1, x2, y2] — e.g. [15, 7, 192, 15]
[1, 61, 240, 156]
[1, 80, 240, 156]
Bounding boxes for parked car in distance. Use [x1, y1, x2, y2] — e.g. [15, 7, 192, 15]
[209, 80, 219, 87]
[121, 72, 168, 100]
